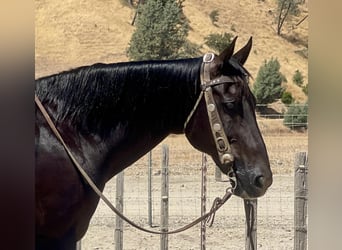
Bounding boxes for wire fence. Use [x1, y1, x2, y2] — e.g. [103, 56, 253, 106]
[80, 144, 307, 248]
[256, 103, 308, 131]
[79, 110, 308, 249]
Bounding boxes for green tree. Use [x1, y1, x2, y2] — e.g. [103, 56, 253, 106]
[283, 102, 308, 130]
[292, 69, 304, 86]
[204, 32, 234, 53]
[127, 0, 189, 60]
[253, 58, 285, 104]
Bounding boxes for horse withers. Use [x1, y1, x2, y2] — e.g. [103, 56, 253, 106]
[35, 37, 272, 249]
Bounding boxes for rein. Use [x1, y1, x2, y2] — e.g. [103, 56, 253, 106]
[34, 54, 237, 234]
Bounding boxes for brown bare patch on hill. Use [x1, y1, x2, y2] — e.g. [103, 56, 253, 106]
[35, 0, 308, 107]
[36, 0, 308, 88]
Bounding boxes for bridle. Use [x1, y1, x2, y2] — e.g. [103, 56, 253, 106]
[184, 53, 249, 186]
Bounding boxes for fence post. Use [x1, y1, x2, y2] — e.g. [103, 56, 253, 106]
[294, 152, 308, 250]
[76, 240, 81, 250]
[244, 199, 257, 250]
[201, 153, 207, 250]
[148, 151, 153, 227]
[114, 171, 124, 250]
[160, 145, 169, 250]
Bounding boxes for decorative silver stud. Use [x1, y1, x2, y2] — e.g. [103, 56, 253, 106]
[207, 103, 215, 112]
[222, 153, 234, 164]
[213, 123, 221, 131]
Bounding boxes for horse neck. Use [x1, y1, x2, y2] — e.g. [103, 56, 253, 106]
[104, 58, 202, 134]
[98, 59, 203, 180]
[36, 58, 202, 136]
[36, 58, 202, 181]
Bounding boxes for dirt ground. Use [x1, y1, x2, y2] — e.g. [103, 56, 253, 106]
[75, 133, 306, 249]
[80, 173, 295, 250]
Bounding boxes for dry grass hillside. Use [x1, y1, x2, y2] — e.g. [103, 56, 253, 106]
[35, 0, 308, 102]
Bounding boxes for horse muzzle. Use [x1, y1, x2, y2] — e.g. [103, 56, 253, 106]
[232, 166, 273, 199]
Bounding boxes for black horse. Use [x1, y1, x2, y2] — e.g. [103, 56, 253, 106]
[35, 37, 272, 249]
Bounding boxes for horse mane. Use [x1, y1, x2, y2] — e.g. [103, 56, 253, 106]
[36, 58, 202, 137]
[36, 55, 255, 138]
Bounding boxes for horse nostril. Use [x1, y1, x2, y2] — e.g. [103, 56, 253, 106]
[254, 175, 265, 188]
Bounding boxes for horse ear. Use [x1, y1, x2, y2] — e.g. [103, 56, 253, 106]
[232, 36, 252, 65]
[218, 36, 238, 63]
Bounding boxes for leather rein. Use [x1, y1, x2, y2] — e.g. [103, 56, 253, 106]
[35, 53, 238, 235]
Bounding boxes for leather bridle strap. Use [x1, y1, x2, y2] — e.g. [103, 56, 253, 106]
[35, 94, 234, 235]
[185, 53, 235, 170]
[203, 87, 234, 165]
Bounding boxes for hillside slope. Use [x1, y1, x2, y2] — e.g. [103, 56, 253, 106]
[35, 0, 308, 101]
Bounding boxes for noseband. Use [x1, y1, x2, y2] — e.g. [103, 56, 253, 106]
[184, 53, 243, 178]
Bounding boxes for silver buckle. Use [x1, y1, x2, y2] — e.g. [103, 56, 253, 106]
[203, 53, 215, 63]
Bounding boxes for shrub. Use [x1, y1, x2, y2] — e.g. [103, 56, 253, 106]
[204, 32, 234, 53]
[209, 10, 219, 25]
[292, 69, 304, 86]
[281, 91, 294, 105]
[283, 103, 308, 130]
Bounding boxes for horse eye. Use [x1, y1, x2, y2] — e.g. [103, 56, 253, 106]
[230, 138, 238, 144]
[222, 99, 235, 110]
[226, 102, 234, 109]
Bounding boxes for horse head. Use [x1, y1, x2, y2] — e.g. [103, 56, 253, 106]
[185, 37, 272, 199]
